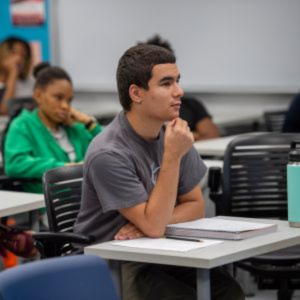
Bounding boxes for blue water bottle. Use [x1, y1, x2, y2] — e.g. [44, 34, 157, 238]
[287, 141, 300, 227]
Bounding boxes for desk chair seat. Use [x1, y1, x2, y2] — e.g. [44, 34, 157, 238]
[209, 132, 300, 300]
[0, 255, 119, 300]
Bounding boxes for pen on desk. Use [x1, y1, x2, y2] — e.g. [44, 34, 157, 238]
[165, 236, 203, 243]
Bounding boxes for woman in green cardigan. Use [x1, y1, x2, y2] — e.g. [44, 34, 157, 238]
[4, 62, 102, 194]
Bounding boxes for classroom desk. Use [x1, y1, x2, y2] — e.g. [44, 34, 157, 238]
[214, 113, 261, 127]
[85, 217, 300, 300]
[202, 159, 223, 170]
[0, 191, 45, 231]
[194, 135, 239, 157]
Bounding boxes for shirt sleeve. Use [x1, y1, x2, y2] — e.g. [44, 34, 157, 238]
[178, 146, 207, 195]
[4, 126, 65, 178]
[87, 151, 149, 212]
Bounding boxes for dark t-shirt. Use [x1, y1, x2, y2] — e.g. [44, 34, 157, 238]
[74, 111, 207, 243]
[282, 93, 300, 132]
[179, 97, 211, 131]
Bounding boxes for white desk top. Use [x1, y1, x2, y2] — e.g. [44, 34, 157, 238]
[0, 191, 45, 217]
[214, 113, 261, 127]
[85, 217, 300, 269]
[202, 159, 223, 170]
[194, 135, 239, 157]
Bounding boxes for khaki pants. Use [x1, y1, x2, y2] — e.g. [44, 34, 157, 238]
[122, 262, 244, 300]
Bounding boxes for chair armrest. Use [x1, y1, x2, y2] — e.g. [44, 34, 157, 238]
[208, 167, 225, 215]
[33, 232, 95, 244]
[208, 167, 222, 193]
[32, 232, 95, 258]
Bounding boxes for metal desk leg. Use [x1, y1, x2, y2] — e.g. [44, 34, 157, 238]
[29, 210, 40, 232]
[226, 263, 234, 276]
[108, 260, 123, 299]
[197, 269, 211, 300]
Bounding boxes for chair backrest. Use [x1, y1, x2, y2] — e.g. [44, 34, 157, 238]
[0, 255, 119, 300]
[263, 110, 287, 132]
[222, 133, 300, 219]
[7, 97, 37, 119]
[43, 165, 83, 233]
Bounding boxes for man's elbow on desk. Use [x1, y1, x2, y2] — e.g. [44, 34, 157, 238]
[118, 205, 168, 238]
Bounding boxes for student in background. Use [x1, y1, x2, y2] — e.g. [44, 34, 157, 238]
[141, 35, 220, 141]
[0, 36, 33, 114]
[74, 44, 244, 300]
[4, 62, 102, 193]
[282, 93, 300, 132]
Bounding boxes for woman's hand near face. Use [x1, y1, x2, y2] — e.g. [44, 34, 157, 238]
[3, 54, 21, 76]
[65, 107, 95, 127]
[0, 54, 22, 114]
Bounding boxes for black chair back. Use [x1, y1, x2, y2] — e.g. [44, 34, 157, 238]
[41, 165, 87, 256]
[7, 97, 37, 119]
[222, 133, 299, 219]
[215, 133, 300, 300]
[43, 164, 83, 233]
[263, 110, 287, 133]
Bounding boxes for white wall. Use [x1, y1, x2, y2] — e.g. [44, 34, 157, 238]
[50, 1, 300, 123]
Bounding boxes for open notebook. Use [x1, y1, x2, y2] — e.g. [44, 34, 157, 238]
[165, 218, 277, 240]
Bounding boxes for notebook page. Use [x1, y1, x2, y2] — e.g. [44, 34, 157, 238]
[111, 238, 223, 252]
[167, 218, 275, 233]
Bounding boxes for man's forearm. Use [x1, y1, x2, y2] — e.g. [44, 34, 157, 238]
[169, 200, 204, 224]
[143, 155, 181, 236]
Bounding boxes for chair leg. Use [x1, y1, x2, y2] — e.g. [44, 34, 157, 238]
[277, 280, 293, 300]
[277, 289, 293, 300]
[235, 268, 256, 297]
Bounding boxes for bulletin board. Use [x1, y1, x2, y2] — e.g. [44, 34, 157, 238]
[0, 0, 51, 63]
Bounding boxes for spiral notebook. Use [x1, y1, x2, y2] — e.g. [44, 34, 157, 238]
[165, 218, 277, 240]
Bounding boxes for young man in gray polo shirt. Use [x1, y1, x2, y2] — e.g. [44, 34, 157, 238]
[74, 44, 244, 300]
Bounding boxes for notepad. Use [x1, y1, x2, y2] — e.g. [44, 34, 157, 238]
[111, 238, 223, 252]
[165, 218, 277, 240]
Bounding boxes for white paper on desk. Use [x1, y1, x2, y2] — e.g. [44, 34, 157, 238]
[110, 238, 223, 252]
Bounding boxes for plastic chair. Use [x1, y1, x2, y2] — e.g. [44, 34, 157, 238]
[263, 110, 287, 133]
[33, 165, 94, 258]
[0, 255, 119, 300]
[208, 132, 300, 300]
[6, 97, 37, 119]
